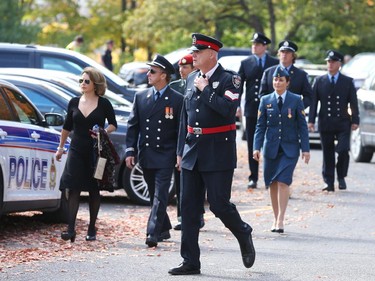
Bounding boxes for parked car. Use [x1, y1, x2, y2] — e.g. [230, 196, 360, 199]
[0, 68, 132, 121]
[0, 43, 139, 102]
[118, 62, 149, 88]
[0, 74, 174, 205]
[0, 79, 69, 220]
[341, 52, 375, 89]
[350, 71, 375, 162]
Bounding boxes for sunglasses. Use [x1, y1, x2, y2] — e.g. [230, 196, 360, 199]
[79, 79, 91, 85]
[147, 68, 163, 75]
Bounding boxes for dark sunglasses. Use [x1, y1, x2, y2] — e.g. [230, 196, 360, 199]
[147, 68, 163, 74]
[79, 79, 91, 85]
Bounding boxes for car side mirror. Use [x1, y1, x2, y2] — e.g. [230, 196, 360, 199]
[44, 113, 65, 126]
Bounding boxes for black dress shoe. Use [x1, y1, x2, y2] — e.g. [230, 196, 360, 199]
[145, 235, 158, 247]
[270, 228, 277, 232]
[158, 231, 171, 242]
[322, 184, 334, 192]
[239, 232, 256, 268]
[275, 229, 284, 234]
[168, 263, 201, 275]
[174, 223, 181, 231]
[61, 231, 76, 242]
[338, 178, 347, 190]
[247, 180, 257, 189]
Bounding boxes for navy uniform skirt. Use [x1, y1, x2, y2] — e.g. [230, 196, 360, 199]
[263, 149, 298, 186]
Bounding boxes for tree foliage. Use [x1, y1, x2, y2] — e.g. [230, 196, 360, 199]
[1, 0, 374, 64]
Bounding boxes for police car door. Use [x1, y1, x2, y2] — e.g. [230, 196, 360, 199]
[0, 86, 61, 206]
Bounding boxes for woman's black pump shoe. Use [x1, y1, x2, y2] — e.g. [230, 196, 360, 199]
[86, 229, 97, 241]
[61, 231, 76, 242]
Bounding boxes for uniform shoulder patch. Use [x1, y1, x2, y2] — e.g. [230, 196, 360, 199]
[232, 74, 241, 89]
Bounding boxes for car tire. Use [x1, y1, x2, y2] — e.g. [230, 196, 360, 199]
[123, 163, 176, 205]
[350, 127, 373, 162]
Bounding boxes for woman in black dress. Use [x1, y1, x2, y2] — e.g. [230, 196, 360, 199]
[56, 67, 117, 242]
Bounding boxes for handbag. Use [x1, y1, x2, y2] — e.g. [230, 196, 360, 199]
[93, 131, 107, 180]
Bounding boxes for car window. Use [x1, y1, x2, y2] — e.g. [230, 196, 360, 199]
[0, 52, 30, 67]
[41, 56, 83, 75]
[17, 86, 67, 116]
[0, 89, 14, 120]
[2, 87, 39, 124]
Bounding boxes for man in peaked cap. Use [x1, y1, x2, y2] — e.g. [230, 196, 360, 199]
[308, 50, 359, 192]
[238, 32, 279, 190]
[169, 53, 205, 231]
[169, 33, 255, 275]
[260, 40, 312, 110]
[125, 54, 183, 248]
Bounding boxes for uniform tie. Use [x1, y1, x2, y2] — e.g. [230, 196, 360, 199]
[154, 91, 160, 101]
[258, 58, 262, 70]
[278, 96, 283, 111]
[331, 75, 335, 86]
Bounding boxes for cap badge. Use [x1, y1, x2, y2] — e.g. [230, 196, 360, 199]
[192, 35, 196, 45]
[284, 41, 289, 47]
[181, 58, 186, 64]
[329, 51, 334, 56]
[254, 33, 259, 39]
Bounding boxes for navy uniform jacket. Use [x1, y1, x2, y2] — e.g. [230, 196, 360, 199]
[126, 86, 184, 169]
[169, 79, 186, 95]
[260, 65, 312, 109]
[177, 65, 241, 171]
[238, 54, 278, 118]
[253, 91, 310, 159]
[308, 73, 359, 132]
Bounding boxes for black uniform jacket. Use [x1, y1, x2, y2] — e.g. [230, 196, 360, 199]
[177, 65, 241, 171]
[260, 64, 312, 109]
[238, 54, 278, 118]
[126, 86, 184, 169]
[308, 73, 359, 132]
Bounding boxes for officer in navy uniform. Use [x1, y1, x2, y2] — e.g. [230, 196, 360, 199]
[260, 40, 312, 109]
[308, 50, 359, 192]
[238, 32, 279, 189]
[169, 54, 205, 231]
[168, 33, 255, 275]
[125, 54, 184, 247]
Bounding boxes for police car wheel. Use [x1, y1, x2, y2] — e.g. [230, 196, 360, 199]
[350, 127, 373, 163]
[123, 163, 176, 205]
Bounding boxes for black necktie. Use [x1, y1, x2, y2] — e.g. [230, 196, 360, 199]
[155, 91, 160, 101]
[331, 76, 335, 86]
[278, 96, 283, 111]
[258, 58, 262, 70]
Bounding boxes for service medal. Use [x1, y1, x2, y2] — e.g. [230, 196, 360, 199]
[288, 108, 292, 118]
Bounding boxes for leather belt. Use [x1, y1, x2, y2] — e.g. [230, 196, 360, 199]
[187, 124, 236, 135]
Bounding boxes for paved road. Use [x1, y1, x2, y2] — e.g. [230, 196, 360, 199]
[1, 141, 375, 281]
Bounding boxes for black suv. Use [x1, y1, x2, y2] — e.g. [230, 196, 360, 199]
[0, 43, 137, 102]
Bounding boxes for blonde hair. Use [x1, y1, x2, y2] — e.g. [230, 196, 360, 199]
[82, 67, 107, 96]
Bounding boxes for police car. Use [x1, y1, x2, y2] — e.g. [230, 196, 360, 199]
[0, 79, 68, 221]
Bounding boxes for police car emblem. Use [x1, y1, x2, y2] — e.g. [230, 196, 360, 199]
[232, 75, 241, 89]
